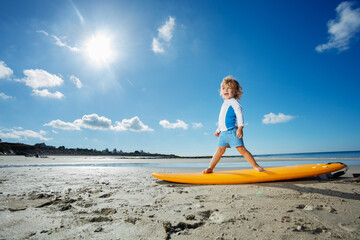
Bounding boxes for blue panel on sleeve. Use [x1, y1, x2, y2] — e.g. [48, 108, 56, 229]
[225, 106, 236, 130]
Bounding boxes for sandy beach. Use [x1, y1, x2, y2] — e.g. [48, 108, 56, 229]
[0, 156, 359, 240]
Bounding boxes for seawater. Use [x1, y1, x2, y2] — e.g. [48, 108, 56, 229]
[0, 150, 359, 168]
[252, 150, 360, 159]
[1, 160, 360, 168]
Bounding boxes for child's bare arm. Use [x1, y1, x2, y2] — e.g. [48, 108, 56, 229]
[214, 131, 220, 137]
[236, 126, 243, 138]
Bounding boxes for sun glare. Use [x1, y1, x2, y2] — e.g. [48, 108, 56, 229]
[85, 33, 115, 66]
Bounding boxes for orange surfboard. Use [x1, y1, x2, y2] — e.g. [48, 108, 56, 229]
[152, 162, 347, 184]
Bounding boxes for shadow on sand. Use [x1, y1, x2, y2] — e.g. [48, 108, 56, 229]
[154, 176, 360, 201]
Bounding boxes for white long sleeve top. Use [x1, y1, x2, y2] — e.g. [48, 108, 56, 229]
[216, 98, 244, 133]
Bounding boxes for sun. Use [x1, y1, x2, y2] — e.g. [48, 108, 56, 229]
[85, 33, 115, 66]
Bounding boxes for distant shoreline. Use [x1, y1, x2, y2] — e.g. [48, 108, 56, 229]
[0, 142, 178, 158]
[1, 141, 359, 159]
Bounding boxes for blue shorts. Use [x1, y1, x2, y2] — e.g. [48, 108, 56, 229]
[218, 128, 244, 148]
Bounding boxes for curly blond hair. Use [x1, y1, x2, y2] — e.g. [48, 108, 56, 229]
[220, 75, 243, 99]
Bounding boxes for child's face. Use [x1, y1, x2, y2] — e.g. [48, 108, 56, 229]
[221, 84, 236, 100]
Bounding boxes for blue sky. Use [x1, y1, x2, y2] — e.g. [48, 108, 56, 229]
[1, 0, 360, 156]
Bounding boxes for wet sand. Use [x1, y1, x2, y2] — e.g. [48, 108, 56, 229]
[0, 156, 359, 239]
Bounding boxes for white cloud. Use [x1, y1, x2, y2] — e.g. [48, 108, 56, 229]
[159, 119, 188, 129]
[0, 61, 13, 79]
[262, 113, 295, 124]
[37, 30, 80, 52]
[316, 2, 360, 52]
[22, 69, 64, 89]
[152, 16, 176, 54]
[52, 35, 80, 52]
[70, 75, 82, 88]
[44, 114, 153, 132]
[113, 116, 154, 132]
[76, 114, 113, 130]
[44, 119, 81, 130]
[32, 89, 64, 99]
[19, 69, 64, 99]
[0, 128, 51, 141]
[39, 130, 47, 135]
[37, 30, 49, 36]
[158, 16, 175, 42]
[192, 122, 203, 129]
[152, 38, 164, 53]
[0, 132, 19, 139]
[0, 92, 12, 100]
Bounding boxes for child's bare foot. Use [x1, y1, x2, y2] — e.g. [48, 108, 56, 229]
[202, 168, 213, 174]
[255, 166, 265, 172]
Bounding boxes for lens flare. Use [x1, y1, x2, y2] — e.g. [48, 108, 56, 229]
[85, 33, 115, 66]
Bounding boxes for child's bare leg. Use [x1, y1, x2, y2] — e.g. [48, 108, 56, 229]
[203, 146, 227, 174]
[236, 146, 264, 172]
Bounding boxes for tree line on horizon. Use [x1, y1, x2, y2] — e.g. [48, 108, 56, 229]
[0, 140, 178, 158]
